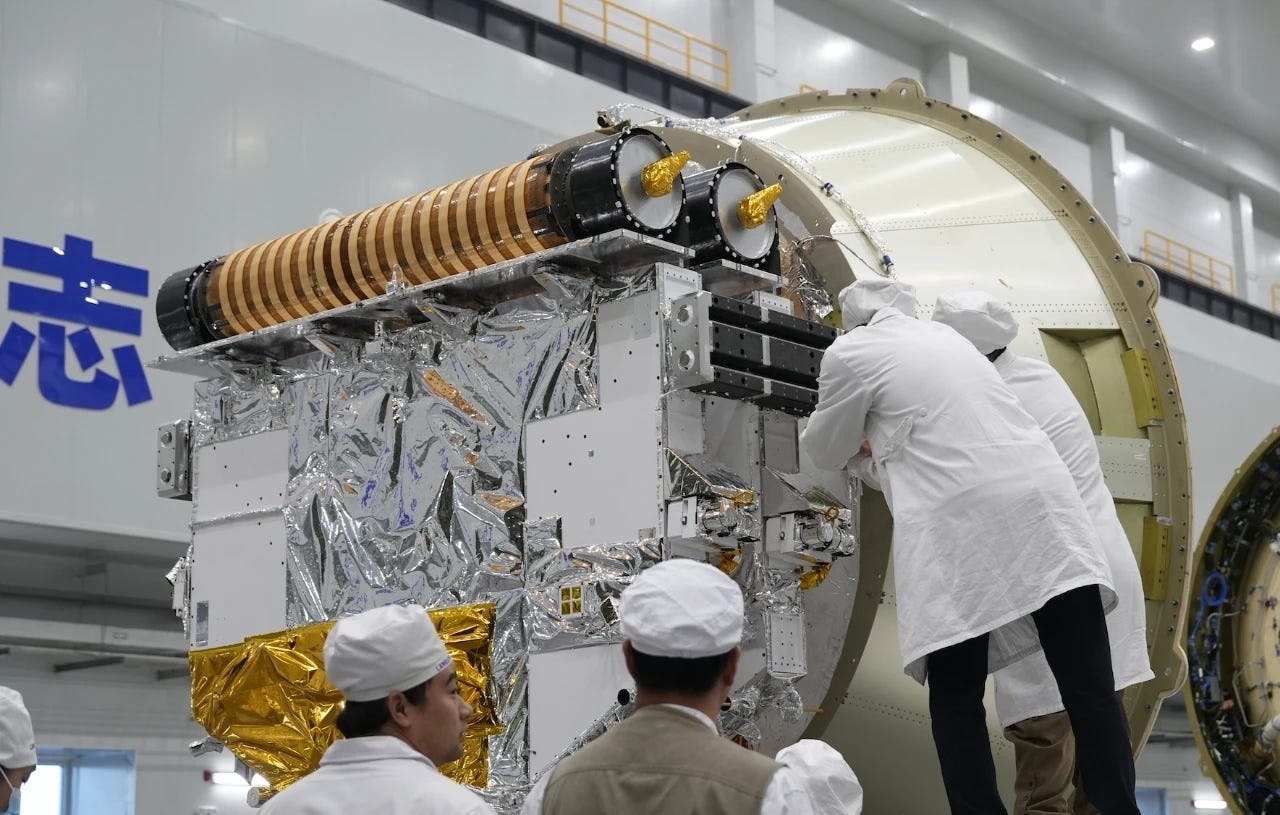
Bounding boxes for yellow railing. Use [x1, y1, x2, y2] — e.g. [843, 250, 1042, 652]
[799, 83, 820, 93]
[1140, 229, 1235, 296]
[560, 0, 731, 92]
[1272, 282, 1280, 315]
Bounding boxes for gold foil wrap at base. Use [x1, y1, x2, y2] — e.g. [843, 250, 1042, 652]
[189, 603, 499, 795]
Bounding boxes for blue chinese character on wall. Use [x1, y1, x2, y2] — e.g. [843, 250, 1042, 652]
[0, 234, 152, 409]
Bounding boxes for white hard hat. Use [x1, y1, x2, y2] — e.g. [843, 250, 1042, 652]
[775, 739, 863, 814]
[620, 559, 744, 659]
[931, 290, 1019, 354]
[323, 604, 453, 703]
[0, 688, 36, 769]
[837, 278, 918, 330]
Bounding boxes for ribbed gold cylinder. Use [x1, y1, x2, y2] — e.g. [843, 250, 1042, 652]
[204, 155, 565, 338]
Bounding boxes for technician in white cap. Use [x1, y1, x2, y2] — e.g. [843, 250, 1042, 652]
[521, 558, 859, 814]
[0, 688, 36, 815]
[801, 277, 1138, 815]
[262, 604, 495, 814]
[933, 290, 1153, 815]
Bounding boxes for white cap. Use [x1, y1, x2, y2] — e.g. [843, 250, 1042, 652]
[775, 740, 863, 814]
[0, 688, 36, 769]
[837, 278, 918, 330]
[323, 604, 453, 703]
[620, 559, 744, 659]
[931, 291, 1019, 354]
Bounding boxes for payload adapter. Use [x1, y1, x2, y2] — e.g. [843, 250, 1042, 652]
[153, 80, 1191, 812]
[1185, 427, 1280, 814]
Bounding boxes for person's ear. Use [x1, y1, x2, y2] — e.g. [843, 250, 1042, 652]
[622, 639, 637, 680]
[722, 646, 742, 689]
[386, 690, 414, 728]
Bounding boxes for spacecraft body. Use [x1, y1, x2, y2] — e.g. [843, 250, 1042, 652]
[1186, 427, 1280, 814]
[154, 80, 1191, 811]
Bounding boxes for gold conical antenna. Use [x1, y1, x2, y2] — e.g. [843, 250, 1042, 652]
[737, 183, 783, 229]
[641, 150, 690, 197]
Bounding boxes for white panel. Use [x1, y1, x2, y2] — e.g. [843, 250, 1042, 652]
[190, 432, 289, 647]
[1123, 150, 1233, 268]
[968, 93, 1093, 200]
[1157, 300, 1280, 546]
[525, 293, 664, 548]
[773, 4, 922, 94]
[527, 645, 632, 776]
[1096, 436, 1153, 502]
[1253, 224, 1280, 312]
[526, 643, 768, 776]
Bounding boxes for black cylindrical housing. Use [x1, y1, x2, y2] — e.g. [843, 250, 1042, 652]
[682, 162, 780, 270]
[550, 128, 684, 240]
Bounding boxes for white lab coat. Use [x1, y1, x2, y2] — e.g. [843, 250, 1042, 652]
[801, 308, 1115, 683]
[260, 736, 495, 815]
[518, 705, 833, 814]
[991, 352, 1154, 727]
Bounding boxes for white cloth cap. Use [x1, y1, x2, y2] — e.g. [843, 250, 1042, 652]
[837, 278, 918, 329]
[776, 739, 863, 814]
[931, 290, 1019, 354]
[0, 687, 36, 769]
[620, 559, 744, 658]
[323, 604, 453, 703]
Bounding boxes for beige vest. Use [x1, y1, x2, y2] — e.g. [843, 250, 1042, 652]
[542, 706, 780, 815]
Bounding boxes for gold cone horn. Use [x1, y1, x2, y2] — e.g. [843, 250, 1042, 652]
[641, 150, 690, 197]
[737, 183, 783, 229]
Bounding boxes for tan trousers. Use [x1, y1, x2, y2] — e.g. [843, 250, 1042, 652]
[1004, 696, 1130, 815]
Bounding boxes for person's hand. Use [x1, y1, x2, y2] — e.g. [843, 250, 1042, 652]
[858, 438, 872, 457]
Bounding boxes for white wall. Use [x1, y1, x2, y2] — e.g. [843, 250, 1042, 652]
[1253, 222, 1280, 313]
[773, 0, 923, 94]
[1155, 300, 1280, 545]
[1124, 149, 1235, 283]
[1138, 740, 1229, 815]
[1, 651, 252, 815]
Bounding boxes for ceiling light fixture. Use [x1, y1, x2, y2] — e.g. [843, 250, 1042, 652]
[1191, 37, 1215, 52]
[205, 771, 247, 786]
[1192, 799, 1228, 810]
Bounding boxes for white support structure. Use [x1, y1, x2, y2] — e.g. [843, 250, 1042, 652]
[1089, 122, 1134, 251]
[721, 0, 778, 101]
[924, 47, 970, 109]
[1230, 188, 1258, 303]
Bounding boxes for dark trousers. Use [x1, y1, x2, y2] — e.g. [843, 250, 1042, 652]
[927, 585, 1139, 815]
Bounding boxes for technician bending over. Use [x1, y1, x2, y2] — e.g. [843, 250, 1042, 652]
[522, 559, 862, 814]
[933, 291, 1152, 815]
[800, 278, 1138, 815]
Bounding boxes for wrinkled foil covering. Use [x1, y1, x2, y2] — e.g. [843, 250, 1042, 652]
[524, 517, 663, 652]
[779, 232, 834, 321]
[481, 588, 529, 810]
[188, 603, 497, 795]
[665, 450, 757, 505]
[280, 276, 615, 625]
[719, 673, 806, 748]
[166, 544, 193, 635]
